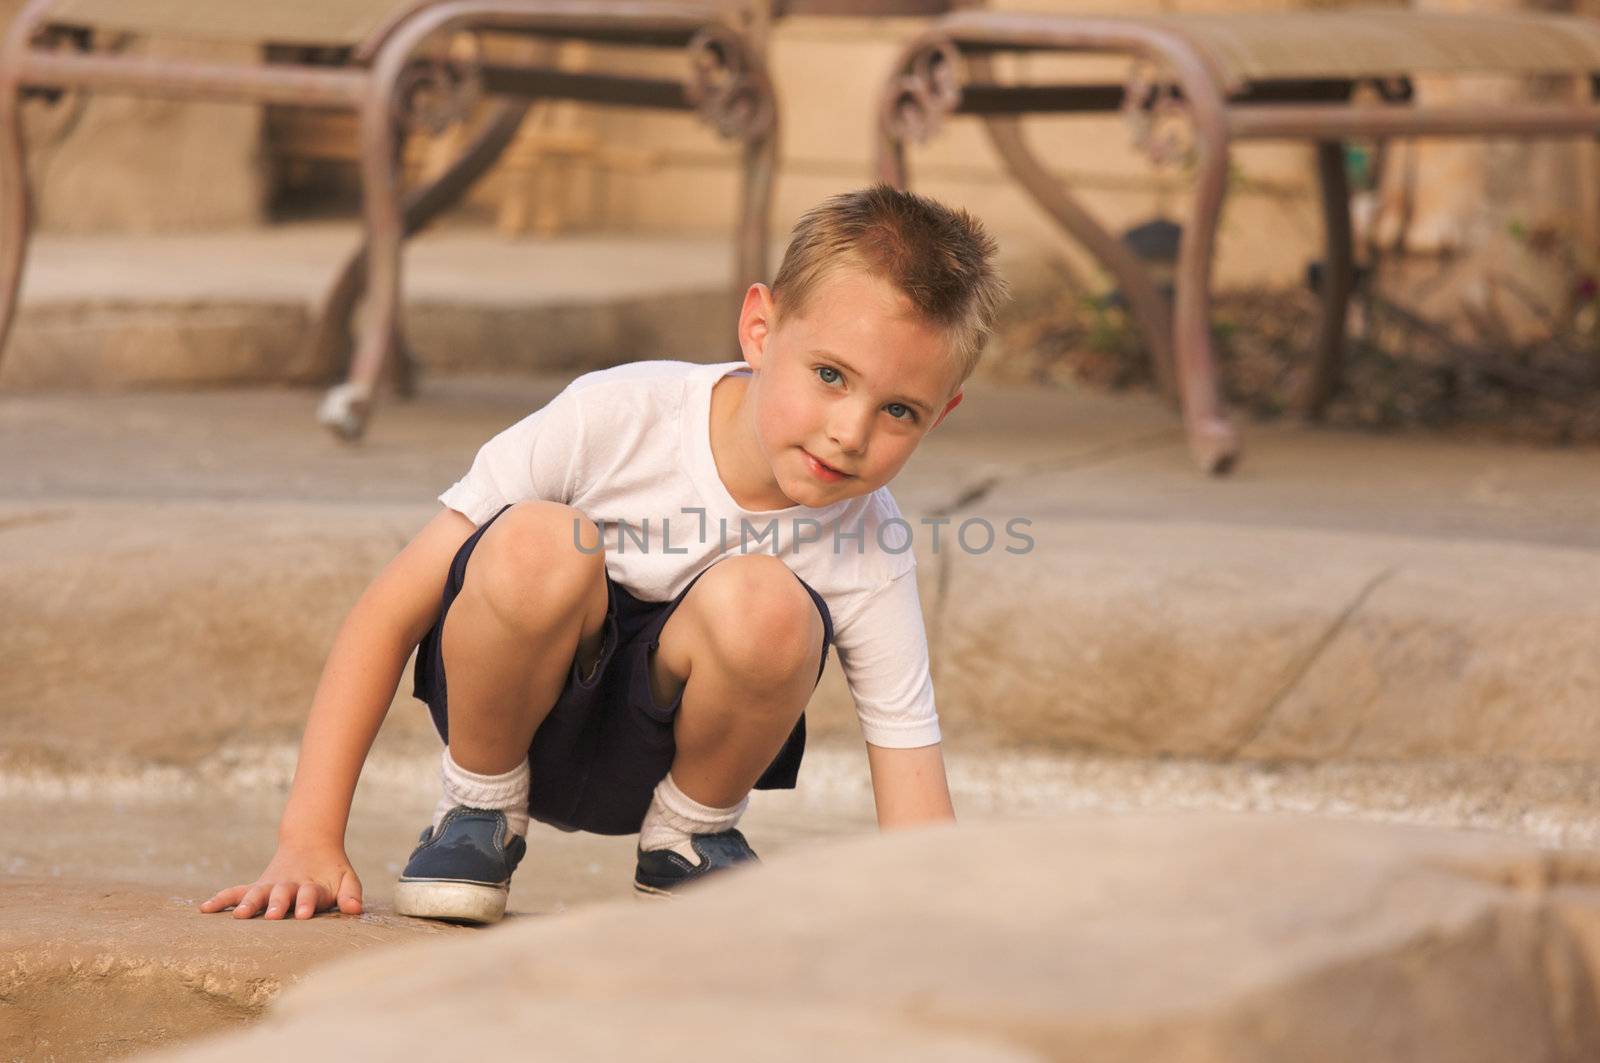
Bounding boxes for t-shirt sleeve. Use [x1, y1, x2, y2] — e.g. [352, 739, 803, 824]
[437, 387, 584, 524]
[830, 567, 941, 748]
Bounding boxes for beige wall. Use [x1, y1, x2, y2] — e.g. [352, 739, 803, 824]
[575, 1, 1325, 289]
[1, 0, 266, 232]
[559, 0, 1599, 299]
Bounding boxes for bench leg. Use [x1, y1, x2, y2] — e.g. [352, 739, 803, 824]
[980, 113, 1178, 401]
[874, 118, 907, 188]
[735, 120, 776, 296]
[1299, 139, 1354, 420]
[682, 22, 777, 349]
[317, 81, 406, 441]
[0, 6, 47, 381]
[0, 69, 29, 383]
[1172, 121, 1239, 474]
[728, 122, 776, 356]
[312, 99, 531, 404]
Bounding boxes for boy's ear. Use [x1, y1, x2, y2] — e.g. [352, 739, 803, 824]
[737, 283, 776, 368]
[931, 389, 963, 430]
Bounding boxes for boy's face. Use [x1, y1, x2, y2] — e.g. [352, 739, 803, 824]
[737, 265, 965, 509]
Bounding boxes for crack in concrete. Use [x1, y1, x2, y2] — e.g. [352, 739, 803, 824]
[924, 428, 1179, 520]
[1225, 565, 1399, 758]
[916, 470, 985, 675]
[927, 476, 1001, 519]
[1015, 428, 1183, 477]
[0, 509, 72, 534]
[918, 428, 1178, 690]
[923, 475, 1000, 680]
[928, 544, 955, 685]
[1532, 905, 1600, 1059]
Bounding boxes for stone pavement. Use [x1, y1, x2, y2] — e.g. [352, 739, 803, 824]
[3, 229, 1600, 1059]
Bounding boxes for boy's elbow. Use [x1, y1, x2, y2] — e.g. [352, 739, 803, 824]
[337, 584, 429, 661]
[353, 575, 441, 654]
[364, 508, 476, 648]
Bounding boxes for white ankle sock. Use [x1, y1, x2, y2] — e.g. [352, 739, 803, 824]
[433, 748, 530, 839]
[638, 773, 747, 864]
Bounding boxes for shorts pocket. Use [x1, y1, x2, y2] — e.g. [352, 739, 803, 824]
[570, 583, 621, 690]
[628, 695, 677, 750]
[630, 638, 683, 724]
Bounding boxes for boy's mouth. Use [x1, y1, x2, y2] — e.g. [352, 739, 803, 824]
[801, 448, 852, 481]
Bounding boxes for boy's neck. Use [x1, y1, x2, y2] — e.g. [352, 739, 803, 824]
[709, 371, 793, 512]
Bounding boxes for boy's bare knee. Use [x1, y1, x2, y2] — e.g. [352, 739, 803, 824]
[695, 555, 821, 682]
[469, 501, 605, 627]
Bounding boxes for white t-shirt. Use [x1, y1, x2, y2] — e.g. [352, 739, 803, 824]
[438, 359, 940, 749]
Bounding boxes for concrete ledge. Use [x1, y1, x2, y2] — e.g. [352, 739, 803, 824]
[155, 813, 1600, 1062]
[6, 499, 1600, 772]
[0, 879, 458, 1061]
[4, 381, 1599, 773]
[929, 517, 1600, 761]
[0, 502, 441, 769]
[0, 229, 739, 391]
[4, 303, 325, 391]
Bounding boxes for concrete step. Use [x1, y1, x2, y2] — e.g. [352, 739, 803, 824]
[157, 812, 1600, 1063]
[0, 877, 459, 1062]
[3, 380, 1599, 772]
[8, 748, 1600, 1059]
[0, 226, 747, 391]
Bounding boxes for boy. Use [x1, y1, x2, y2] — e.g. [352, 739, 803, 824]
[200, 184, 1006, 923]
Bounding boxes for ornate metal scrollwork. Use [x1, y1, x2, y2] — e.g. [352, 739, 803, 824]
[882, 38, 962, 145]
[685, 24, 774, 141]
[1121, 61, 1192, 167]
[22, 24, 92, 106]
[393, 44, 482, 135]
[1371, 77, 1413, 104]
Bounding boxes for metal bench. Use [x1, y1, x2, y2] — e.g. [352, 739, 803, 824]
[876, 10, 1600, 473]
[0, 0, 778, 438]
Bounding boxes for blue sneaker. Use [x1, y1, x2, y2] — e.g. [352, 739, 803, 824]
[394, 807, 526, 924]
[633, 829, 759, 897]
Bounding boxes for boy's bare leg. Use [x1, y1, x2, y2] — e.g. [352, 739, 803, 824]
[648, 554, 825, 808]
[441, 501, 610, 775]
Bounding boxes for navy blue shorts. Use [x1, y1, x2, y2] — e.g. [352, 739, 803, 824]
[413, 506, 835, 836]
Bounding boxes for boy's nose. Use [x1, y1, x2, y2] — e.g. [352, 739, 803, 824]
[827, 409, 871, 455]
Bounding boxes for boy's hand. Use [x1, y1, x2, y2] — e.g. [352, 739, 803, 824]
[199, 841, 363, 920]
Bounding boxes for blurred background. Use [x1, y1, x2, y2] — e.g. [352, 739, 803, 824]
[3, 0, 1596, 438]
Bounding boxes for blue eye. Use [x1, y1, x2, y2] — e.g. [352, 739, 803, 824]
[816, 365, 917, 422]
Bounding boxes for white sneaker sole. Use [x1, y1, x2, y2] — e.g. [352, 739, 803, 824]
[394, 879, 508, 924]
[632, 880, 675, 900]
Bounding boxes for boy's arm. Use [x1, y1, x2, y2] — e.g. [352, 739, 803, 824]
[831, 570, 952, 829]
[200, 506, 476, 920]
[865, 742, 956, 829]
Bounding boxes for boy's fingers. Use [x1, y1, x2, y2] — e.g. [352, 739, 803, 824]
[215, 875, 357, 920]
[293, 882, 322, 919]
[232, 884, 269, 919]
[199, 885, 248, 912]
[337, 870, 363, 915]
[263, 882, 297, 920]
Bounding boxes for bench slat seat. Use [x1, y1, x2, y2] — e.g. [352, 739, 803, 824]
[40, 0, 406, 49]
[1167, 12, 1600, 87]
[948, 12, 1600, 90]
